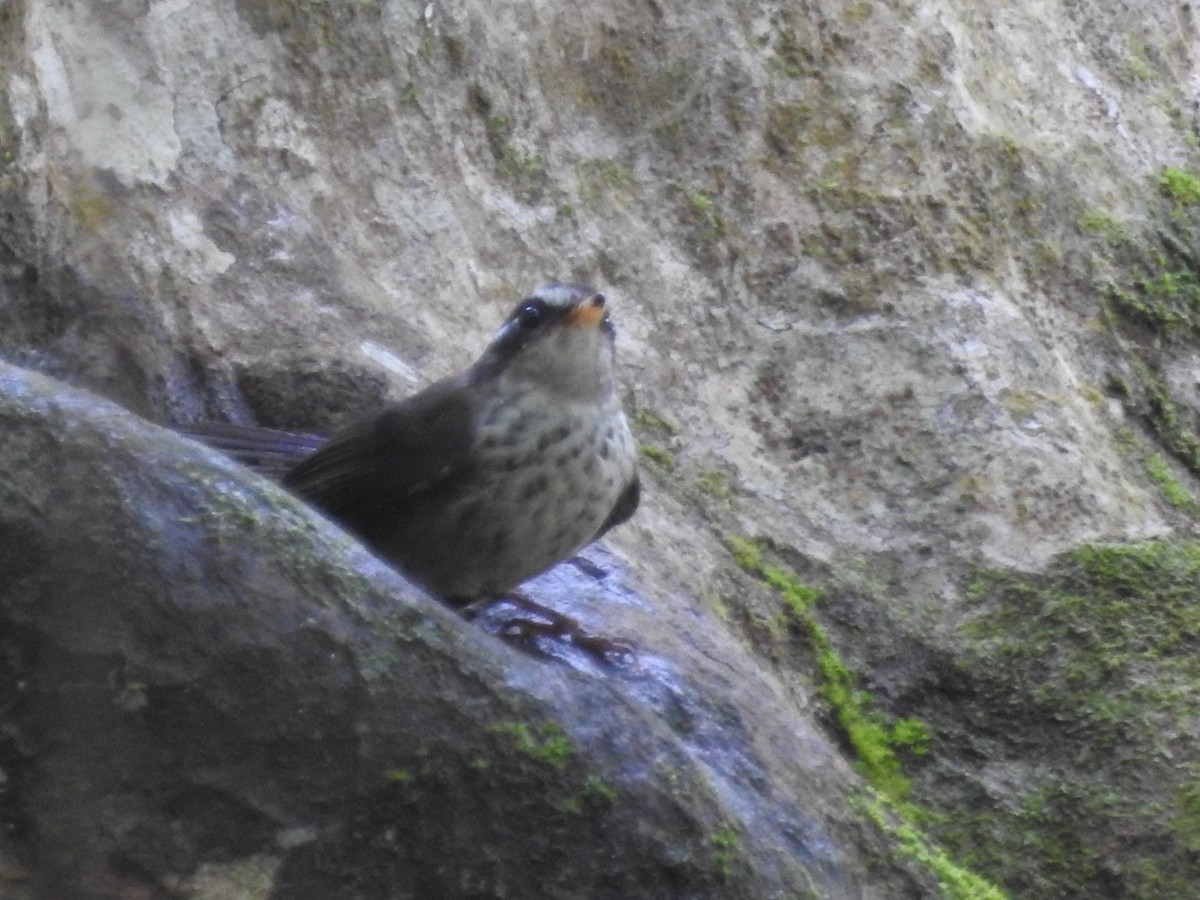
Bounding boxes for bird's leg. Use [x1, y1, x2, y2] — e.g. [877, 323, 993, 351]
[495, 591, 583, 635]
[460, 592, 634, 666]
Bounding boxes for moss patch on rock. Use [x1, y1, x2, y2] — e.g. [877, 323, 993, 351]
[1091, 166, 1200, 492]
[728, 538, 1004, 899]
[942, 538, 1200, 898]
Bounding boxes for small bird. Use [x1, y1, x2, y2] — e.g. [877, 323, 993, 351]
[183, 283, 640, 650]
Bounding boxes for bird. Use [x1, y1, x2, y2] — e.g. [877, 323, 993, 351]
[181, 283, 640, 655]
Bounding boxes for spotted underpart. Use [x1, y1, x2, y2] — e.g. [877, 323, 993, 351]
[357, 283, 639, 599]
[192, 283, 639, 604]
[402, 386, 636, 598]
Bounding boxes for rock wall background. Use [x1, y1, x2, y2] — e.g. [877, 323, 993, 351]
[2, 0, 1200, 897]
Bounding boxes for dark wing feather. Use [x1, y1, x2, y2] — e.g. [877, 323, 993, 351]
[177, 421, 326, 479]
[593, 473, 640, 542]
[282, 374, 478, 531]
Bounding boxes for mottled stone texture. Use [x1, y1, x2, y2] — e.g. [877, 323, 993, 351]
[0, 363, 886, 898]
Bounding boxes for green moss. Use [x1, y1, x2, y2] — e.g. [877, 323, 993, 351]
[639, 443, 675, 469]
[794, 127, 1053, 283]
[954, 539, 1200, 896]
[862, 795, 1008, 900]
[632, 407, 678, 437]
[685, 189, 726, 238]
[1105, 261, 1200, 338]
[468, 86, 551, 203]
[953, 775, 1200, 898]
[1089, 172, 1200, 501]
[728, 537, 1015, 895]
[706, 593, 735, 623]
[998, 388, 1046, 419]
[490, 721, 574, 769]
[1144, 452, 1196, 510]
[710, 824, 742, 880]
[1079, 208, 1129, 243]
[697, 470, 734, 499]
[890, 717, 932, 755]
[383, 768, 415, 783]
[581, 774, 616, 802]
[577, 159, 638, 204]
[729, 537, 923, 805]
[729, 537, 819, 610]
[1126, 52, 1153, 82]
[969, 540, 1200, 726]
[560, 775, 618, 815]
[1080, 382, 1108, 407]
[1159, 167, 1200, 206]
[632, 410, 680, 472]
[1176, 776, 1200, 852]
[68, 177, 117, 229]
[1132, 366, 1200, 479]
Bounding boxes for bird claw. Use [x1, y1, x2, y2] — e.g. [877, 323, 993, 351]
[569, 631, 636, 667]
[499, 619, 635, 668]
[467, 593, 635, 668]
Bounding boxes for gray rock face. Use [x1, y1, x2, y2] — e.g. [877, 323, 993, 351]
[0, 363, 897, 899]
[2, 0, 1199, 896]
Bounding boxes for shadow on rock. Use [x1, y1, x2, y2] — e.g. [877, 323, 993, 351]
[0, 362, 918, 899]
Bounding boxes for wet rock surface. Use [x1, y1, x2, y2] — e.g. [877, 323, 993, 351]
[0, 363, 915, 898]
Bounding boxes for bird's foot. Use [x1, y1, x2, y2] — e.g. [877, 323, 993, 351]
[463, 593, 634, 667]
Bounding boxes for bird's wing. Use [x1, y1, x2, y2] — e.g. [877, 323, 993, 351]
[282, 374, 478, 525]
[592, 473, 640, 542]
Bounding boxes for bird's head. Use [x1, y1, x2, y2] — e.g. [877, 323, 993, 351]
[474, 283, 619, 400]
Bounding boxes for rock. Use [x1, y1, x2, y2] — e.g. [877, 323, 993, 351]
[0, 362, 916, 898]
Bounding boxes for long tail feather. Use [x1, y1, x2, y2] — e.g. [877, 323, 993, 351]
[177, 422, 327, 479]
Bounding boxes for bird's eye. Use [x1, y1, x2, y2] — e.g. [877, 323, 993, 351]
[517, 301, 544, 329]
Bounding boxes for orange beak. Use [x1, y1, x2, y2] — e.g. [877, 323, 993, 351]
[565, 293, 607, 328]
